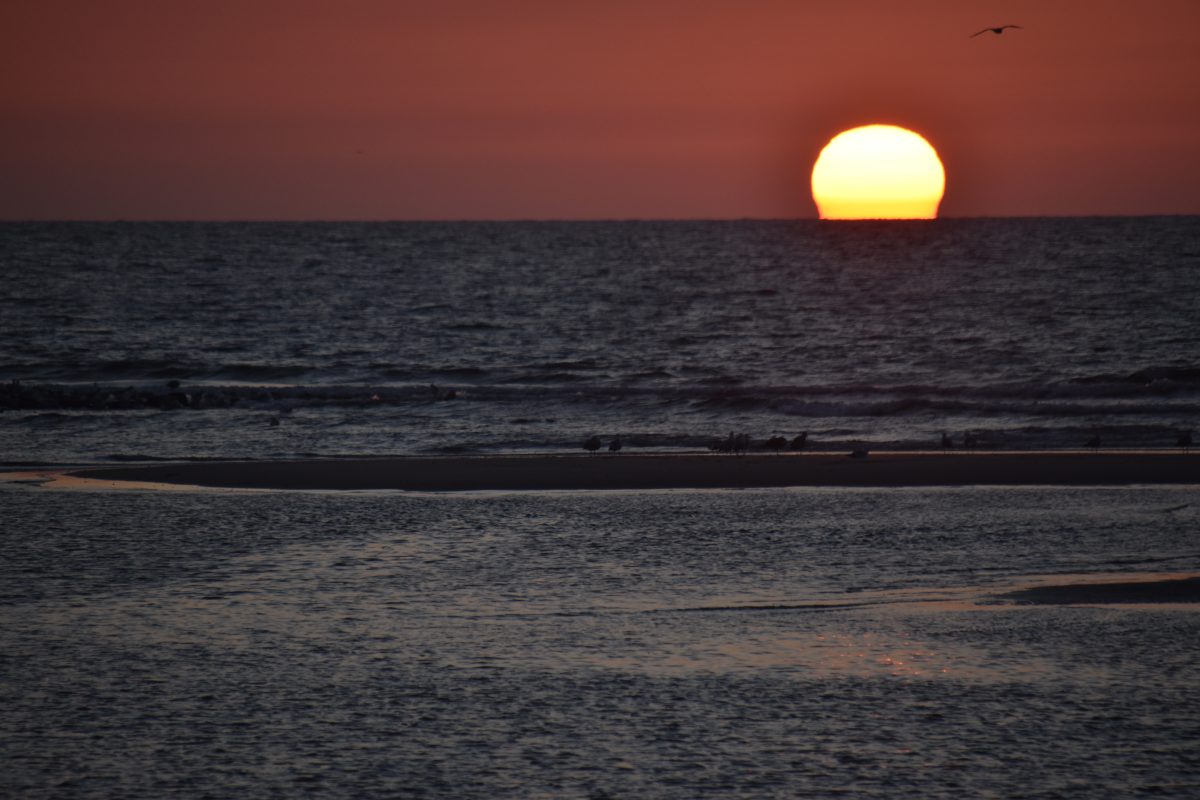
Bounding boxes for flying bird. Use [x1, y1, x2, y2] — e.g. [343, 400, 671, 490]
[971, 24, 1021, 37]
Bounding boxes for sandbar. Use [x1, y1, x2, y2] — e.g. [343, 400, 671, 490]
[998, 576, 1200, 605]
[68, 451, 1200, 492]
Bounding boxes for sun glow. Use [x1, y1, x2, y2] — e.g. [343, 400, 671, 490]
[811, 125, 945, 219]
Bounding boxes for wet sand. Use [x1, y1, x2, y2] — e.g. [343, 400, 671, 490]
[998, 576, 1200, 605]
[69, 451, 1200, 492]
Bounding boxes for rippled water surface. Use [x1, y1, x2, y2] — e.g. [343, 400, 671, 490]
[4, 218, 1199, 796]
[2, 218, 1199, 463]
[3, 483, 1199, 798]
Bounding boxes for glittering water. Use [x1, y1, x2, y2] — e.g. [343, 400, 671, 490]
[2, 482, 1199, 797]
[2, 218, 1199, 464]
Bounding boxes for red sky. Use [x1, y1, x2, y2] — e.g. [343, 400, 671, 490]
[3, 0, 1198, 219]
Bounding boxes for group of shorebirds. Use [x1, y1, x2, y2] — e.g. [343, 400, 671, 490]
[710, 432, 808, 454]
[580, 432, 811, 455]
[1073, 430, 1193, 452]
[581, 429, 1195, 454]
[582, 434, 621, 454]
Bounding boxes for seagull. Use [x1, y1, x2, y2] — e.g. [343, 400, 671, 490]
[971, 24, 1021, 37]
[608, 435, 623, 453]
[583, 435, 602, 454]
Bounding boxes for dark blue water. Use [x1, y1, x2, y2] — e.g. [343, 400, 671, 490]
[2, 218, 1198, 463]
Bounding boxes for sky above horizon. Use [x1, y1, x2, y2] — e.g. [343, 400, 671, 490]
[3, 0, 1199, 220]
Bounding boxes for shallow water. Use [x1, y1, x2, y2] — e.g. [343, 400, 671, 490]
[3, 482, 1198, 797]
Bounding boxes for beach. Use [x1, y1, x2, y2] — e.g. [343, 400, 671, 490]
[997, 575, 1200, 605]
[71, 450, 1200, 492]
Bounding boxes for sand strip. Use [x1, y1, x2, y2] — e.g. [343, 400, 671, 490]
[70, 451, 1200, 492]
[998, 576, 1200, 605]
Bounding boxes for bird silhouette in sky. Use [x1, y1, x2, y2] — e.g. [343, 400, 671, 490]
[971, 24, 1022, 37]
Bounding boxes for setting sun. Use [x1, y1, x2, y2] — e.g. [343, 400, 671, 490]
[811, 125, 945, 219]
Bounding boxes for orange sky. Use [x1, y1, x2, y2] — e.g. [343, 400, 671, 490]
[2, 0, 1198, 219]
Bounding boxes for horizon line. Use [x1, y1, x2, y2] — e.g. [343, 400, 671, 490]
[2, 213, 1198, 224]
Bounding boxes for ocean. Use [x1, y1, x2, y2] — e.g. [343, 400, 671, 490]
[2, 218, 1198, 463]
[3, 218, 1200, 798]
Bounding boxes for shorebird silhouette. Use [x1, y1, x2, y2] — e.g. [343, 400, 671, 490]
[1178, 430, 1193, 453]
[790, 432, 808, 451]
[608, 435, 622, 453]
[583, 435, 602, 454]
[1085, 433, 1101, 450]
[941, 431, 954, 450]
[971, 24, 1021, 37]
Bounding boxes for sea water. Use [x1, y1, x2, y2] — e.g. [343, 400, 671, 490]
[1, 484, 1198, 797]
[3, 219, 1200, 797]
[2, 218, 1198, 464]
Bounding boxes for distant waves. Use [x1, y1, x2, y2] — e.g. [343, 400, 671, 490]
[4, 364, 1199, 412]
[2, 369, 1196, 463]
[4, 218, 1198, 462]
